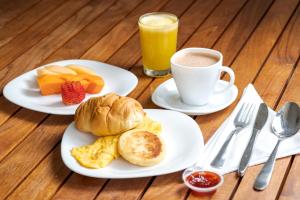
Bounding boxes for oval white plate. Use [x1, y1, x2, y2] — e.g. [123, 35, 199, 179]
[61, 109, 204, 179]
[3, 59, 138, 115]
[151, 79, 238, 115]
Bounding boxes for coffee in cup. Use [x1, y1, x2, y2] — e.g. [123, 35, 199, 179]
[171, 48, 235, 106]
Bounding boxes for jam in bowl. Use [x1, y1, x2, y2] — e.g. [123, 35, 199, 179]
[182, 167, 224, 196]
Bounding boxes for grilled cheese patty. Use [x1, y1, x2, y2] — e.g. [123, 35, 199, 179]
[118, 129, 165, 166]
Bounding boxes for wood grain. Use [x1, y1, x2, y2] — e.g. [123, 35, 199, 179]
[0, 97, 19, 126]
[52, 174, 107, 200]
[0, 0, 115, 92]
[0, 115, 72, 200]
[6, 145, 70, 200]
[183, 0, 248, 48]
[0, 0, 91, 75]
[0, 0, 40, 28]
[43, 0, 143, 63]
[81, 0, 170, 61]
[95, 178, 151, 200]
[0, 0, 65, 48]
[0, 109, 46, 161]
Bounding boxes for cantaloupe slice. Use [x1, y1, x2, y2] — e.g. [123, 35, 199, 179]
[37, 74, 104, 95]
[37, 75, 65, 95]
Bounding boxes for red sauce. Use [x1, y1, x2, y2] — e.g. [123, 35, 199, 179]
[186, 171, 221, 188]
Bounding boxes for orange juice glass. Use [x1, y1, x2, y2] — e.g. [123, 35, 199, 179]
[138, 12, 178, 77]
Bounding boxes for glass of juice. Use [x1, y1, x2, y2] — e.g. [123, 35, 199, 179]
[138, 12, 178, 77]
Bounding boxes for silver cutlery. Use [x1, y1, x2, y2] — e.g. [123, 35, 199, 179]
[238, 103, 269, 177]
[211, 103, 255, 168]
[254, 102, 300, 190]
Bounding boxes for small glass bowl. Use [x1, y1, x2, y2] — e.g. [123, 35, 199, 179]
[182, 166, 224, 196]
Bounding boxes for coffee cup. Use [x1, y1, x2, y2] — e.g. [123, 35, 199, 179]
[170, 48, 235, 106]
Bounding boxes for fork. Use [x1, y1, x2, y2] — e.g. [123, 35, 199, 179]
[210, 103, 255, 168]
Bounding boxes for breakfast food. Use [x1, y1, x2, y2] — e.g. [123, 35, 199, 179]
[74, 93, 146, 136]
[71, 93, 165, 169]
[61, 81, 85, 105]
[71, 135, 119, 168]
[36, 65, 104, 95]
[118, 129, 165, 166]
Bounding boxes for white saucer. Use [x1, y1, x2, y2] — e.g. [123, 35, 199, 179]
[151, 79, 238, 115]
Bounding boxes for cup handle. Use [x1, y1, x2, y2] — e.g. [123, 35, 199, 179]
[214, 66, 235, 93]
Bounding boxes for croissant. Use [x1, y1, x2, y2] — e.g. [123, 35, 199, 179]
[74, 93, 146, 136]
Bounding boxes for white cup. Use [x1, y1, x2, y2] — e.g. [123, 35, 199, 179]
[170, 48, 235, 106]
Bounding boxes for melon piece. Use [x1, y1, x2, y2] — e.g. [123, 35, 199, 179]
[37, 74, 104, 95]
[79, 74, 105, 94]
[66, 65, 97, 75]
[45, 65, 77, 75]
[37, 75, 65, 95]
[37, 68, 59, 77]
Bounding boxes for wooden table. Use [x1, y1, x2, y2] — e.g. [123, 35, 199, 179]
[0, 0, 299, 199]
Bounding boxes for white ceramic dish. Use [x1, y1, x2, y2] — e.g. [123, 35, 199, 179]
[151, 79, 238, 115]
[61, 109, 204, 179]
[3, 59, 138, 115]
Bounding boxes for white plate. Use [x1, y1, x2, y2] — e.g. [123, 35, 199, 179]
[61, 109, 204, 179]
[151, 79, 238, 115]
[3, 59, 138, 115]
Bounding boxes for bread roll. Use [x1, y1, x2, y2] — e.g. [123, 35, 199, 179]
[118, 129, 165, 166]
[75, 93, 146, 136]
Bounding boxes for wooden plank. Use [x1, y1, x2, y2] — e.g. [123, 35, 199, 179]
[81, 0, 171, 61]
[0, 0, 65, 48]
[95, 178, 151, 200]
[6, 146, 70, 200]
[214, 0, 274, 64]
[278, 63, 300, 200]
[43, 0, 144, 63]
[0, 0, 91, 78]
[0, 115, 72, 200]
[0, 97, 19, 126]
[0, 0, 40, 28]
[52, 174, 107, 200]
[183, 0, 248, 48]
[0, 109, 46, 161]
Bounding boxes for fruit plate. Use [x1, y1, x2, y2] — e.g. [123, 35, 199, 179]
[61, 109, 204, 179]
[3, 59, 138, 115]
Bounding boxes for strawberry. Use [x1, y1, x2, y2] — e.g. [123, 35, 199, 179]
[61, 81, 85, 105]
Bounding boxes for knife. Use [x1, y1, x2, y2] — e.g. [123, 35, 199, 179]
[237, 103, 269, 177]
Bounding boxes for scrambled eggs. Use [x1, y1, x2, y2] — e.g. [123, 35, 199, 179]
[71, 117, 162, 169]
[71, 135, 119, 169]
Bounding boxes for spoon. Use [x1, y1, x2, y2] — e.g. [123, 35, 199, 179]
[254, 102, 300, 190]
